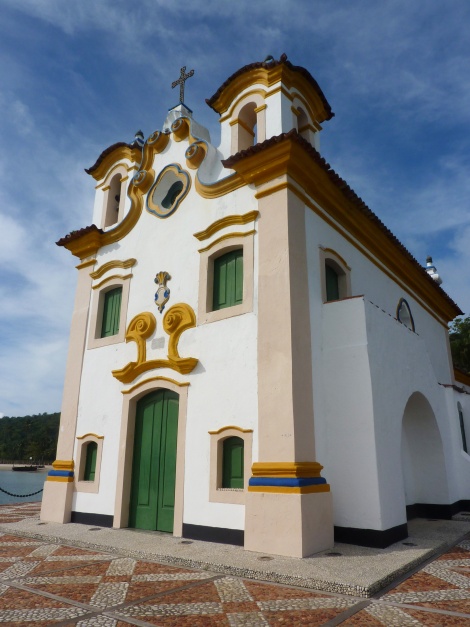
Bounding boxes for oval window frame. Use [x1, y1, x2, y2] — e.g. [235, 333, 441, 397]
[147, 164, 191, 218]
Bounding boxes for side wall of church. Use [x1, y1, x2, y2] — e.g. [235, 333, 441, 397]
[304, 204, 465, 532]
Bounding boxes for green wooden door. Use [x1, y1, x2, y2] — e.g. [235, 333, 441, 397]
[129, 390, 179, 532]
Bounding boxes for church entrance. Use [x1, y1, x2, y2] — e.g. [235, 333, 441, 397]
[129, 389, 179, 532]
[401, 392, 449, 515]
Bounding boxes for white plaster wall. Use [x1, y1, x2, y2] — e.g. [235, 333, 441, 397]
[305, 206, 467, 531]
[74, 132, 259, 529]
[318, 296, 383, 529]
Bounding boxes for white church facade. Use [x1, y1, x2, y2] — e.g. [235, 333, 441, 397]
[41, 55, 470, 557]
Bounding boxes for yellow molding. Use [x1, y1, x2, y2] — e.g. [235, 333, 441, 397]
[247, 484, 330, 494]
[194, 172, 245, 199]
[230, 117, 255, 137]
[87, 146, 143, 182]
[198, 230, 256, 254]
[47, 477, 71, 485]
[112, 304, 198, 384]
[76, 433, 104, 440]
[208, 425, 254, 435]
[219, 89, 267, 123]
[90, 258, 136, 280]
[228, 136, 460, 324]
[92, 274, 132, 290]
[122, 376, 190, 395]
[291, 106, 300, 117]
[251, 462, 324, 478]
[193, 211, 259, 241]
[299, 123, 316, 134]
[62, 132, 171, 260]
[76, 259, 97, 270]
[254, 104, 267, 113]
[455, 369, 470, 387]
[52, 460, 74, 471]
[185, 142, 207, 170]
[321, 247, 351, 272]
[255, 181, 289, 199]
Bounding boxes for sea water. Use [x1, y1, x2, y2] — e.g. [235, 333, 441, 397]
[0, 467, 48, 505]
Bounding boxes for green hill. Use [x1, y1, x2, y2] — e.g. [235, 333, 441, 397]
[0, 413, 59, 463]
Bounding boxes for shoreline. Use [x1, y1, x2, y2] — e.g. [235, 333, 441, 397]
[0, 464, 51, 471]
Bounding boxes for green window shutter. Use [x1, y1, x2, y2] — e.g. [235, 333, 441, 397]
[84, 442, 97, 481]
[459, 408, 468, 453]
[222, 436, 244, 489]
[325, 264, 340, 302]
[213, 249, 243, 311]
[101, 287, 122, 337]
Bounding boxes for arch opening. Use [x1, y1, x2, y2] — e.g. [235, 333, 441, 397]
[401, 392, 449, 518]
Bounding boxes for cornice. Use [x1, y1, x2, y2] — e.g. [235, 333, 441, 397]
[193, 211, 259, 241]
[225, 132, 462, 324]
[207, 54, 333, 123]
[86, 144, 143, 182]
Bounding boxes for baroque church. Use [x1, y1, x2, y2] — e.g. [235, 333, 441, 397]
[41, 55, 470, 557]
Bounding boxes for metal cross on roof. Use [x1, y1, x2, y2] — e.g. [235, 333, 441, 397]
[172, 66, 194, 104]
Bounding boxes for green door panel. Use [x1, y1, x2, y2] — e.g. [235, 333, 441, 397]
[213, 249, 243, 310]
[129, 390, 179, 532]
[222, 436, 244, 489]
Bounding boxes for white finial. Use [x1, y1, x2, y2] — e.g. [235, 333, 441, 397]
[425, 256, 442, 285]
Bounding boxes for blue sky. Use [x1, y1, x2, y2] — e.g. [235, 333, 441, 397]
[1, 1, 469, 416]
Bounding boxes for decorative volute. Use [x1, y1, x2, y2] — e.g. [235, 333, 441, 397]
[206, 53, 334, 157]
[425, 256, 443, 285]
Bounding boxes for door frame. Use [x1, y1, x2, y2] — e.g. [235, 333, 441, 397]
[113, 377, 189, 535]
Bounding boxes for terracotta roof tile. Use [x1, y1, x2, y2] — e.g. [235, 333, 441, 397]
[85, 141, 142, 175]
[223, 130, 462, 315]
[56, 224, 102, 247]
[206, 53, 334, 120]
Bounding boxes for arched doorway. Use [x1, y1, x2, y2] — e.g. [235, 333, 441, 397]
[129, 389, 179, 532]
[401, 392, 449, 515]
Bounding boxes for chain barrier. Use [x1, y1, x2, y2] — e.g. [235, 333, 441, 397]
[0, 486, 44, 498]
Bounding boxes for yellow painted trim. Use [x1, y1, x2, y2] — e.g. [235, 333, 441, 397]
[251, 462, 324, 478]
[219, 88, 267, 123]
[255, 181, 290, 200]
[87, 146, 143, 182]
[76, 433, 104, 440]
[90, 258, 136, 279]
[52, 460, 74, 471]
[61, 132, 170, 260]
[76, 259, 97, 270]
[208, 425, 254, 435]
[198, 230, 256, 254]
[247, 484, 330, 494]
[227, 136, 460, 324]
[299, 123, 316, 134]
[291, 106, 300, 117]
[321, 247, 351, 272]
[147, 163, 192, 218]
[231, 117, 255, 137]
[455, 369, 470, 387]
[92, 274, 132, 290]
[193, 211, 259, 241]
[122, 376, 190, 395]
[47, 476, 74, 483]
[194, 172, 245, 199]
[254, 104, 267, 113]
[185, 142, 207, 170]
[112, 303, 198, 383]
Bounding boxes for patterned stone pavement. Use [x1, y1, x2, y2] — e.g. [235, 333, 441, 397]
[0, 503, 469, 626]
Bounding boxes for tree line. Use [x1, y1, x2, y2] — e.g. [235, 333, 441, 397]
[450, 316, 470, 375]
[0, 412, 59, 463]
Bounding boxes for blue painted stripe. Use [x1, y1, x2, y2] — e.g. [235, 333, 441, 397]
[248, 477, 327, 487]
[48, 470, 74, 477]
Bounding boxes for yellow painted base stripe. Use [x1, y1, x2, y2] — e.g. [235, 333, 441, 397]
[46, 476, 74, 483]
[248, 484, 330, 494]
